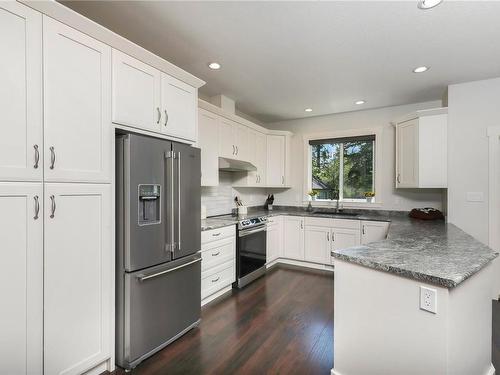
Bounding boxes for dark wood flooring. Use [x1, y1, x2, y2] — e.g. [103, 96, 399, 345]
[112, 266, 334, 375]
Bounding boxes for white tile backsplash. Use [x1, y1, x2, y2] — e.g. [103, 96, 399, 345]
[201, 171, 269, 216]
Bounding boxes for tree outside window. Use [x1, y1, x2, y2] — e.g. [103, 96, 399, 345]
[310, 135, 375, 201]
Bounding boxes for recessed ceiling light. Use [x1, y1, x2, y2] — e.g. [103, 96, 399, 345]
[417, 0, 443, 10]
[355, 100, 366, 105]
[413, 66, 429, 73]
[305, 108, 313, 112]
[208, 62, 221, 70]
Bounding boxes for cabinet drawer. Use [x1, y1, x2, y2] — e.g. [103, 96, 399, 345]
[304, 217, 334, 227]
[202, 225, 235, 244]
[267, 215, 282, 225]
[201, 238, 235, 272]
[201, 260, 235, 300]
[333, 219, 360, 230]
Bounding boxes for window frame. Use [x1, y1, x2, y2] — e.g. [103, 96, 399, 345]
[303, 127, 383, 206]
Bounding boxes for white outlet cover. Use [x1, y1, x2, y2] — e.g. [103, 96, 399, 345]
[420, 286, 437, 314]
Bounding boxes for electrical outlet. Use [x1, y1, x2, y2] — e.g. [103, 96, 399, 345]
[420, 286, 437, 314]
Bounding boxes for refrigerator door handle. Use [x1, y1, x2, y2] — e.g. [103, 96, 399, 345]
[177, 151, 181, 251]
[136, 257, 201, 282]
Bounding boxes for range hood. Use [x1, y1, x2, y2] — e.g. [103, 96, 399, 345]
[218, 157, 257, 172]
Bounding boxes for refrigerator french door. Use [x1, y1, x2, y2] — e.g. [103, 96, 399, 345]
[116, 133, 201, 370]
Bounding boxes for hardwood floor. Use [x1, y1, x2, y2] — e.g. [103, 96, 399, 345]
[112, 266, 334, 375]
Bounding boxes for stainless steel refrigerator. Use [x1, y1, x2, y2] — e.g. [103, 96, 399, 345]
[115, 133, 201, 370]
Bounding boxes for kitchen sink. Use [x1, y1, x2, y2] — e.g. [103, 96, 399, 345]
[311, 211, 360, 217]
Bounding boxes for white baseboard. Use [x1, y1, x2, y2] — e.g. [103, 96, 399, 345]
[272, 257, 334, 272]
[201, 285, 233, 307]
[83, 360, 109, 375]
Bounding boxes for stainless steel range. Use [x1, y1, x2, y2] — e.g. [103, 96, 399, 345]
[234, 215, 268, 288]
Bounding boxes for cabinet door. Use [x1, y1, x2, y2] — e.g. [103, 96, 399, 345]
[0, 183, 43, 374]
[219, 118, 236, 159]
[332, 228, 361, 263]
[0, 3, 42, 181]
[266, 222, 281, 263]
[234, 124, 248, 161]
[266, 135, 285, 187]
[246, 129, 258, 185]
[44, 17, 111, 183]
[396, 119, 418, 188]
[199, 109, 219, 186]
[361, 221, 390, 245]
[255, 132, 267, 185]
[161, 73, 197, 142]
[112, 49, 161, 132]
[283, 216, 304, 260]
[304, 225, 330, 264]
[44, 183, 111, 375]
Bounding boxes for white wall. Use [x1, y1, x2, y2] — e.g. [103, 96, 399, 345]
[267, 101, 444, 211]
[447, 77, 500, 299]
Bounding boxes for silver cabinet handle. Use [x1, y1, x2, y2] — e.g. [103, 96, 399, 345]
[164, 109, 169, 126]
[282, 176, 284, 185]
[327, 232, 329, 241]
[177, 151, 181, 250]
[300, 220, 303, 229]
[49, 146, 55, 169]
[362, 225, 366, 235]
[33, 195, 40, 220]
[212, 232, 221, 237]
[232, 145, 235, 155]
[236, 146, 239, 155]
[33, 145, 39, 169]
[49, 195, 56, 218]
[332, 232, 335, 242]
[137, 258, 201, 282]
[397, 174, 401, 184]
[212, 251, 220, 257]
[211, 276, 220, 283]
[156, 107, 161, 124]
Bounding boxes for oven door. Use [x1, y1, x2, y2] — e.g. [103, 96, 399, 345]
[237, 225, 267, 279]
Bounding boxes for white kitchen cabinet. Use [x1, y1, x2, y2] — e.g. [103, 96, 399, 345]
[0, 3, 43, 182]
[266, 216, 283, 263]
[266, 135, 286, 187]
[233, 129, 267, 187]
[255, 132, 267, 186]
[44, 183, 111, 375]
[199, 109, 219, 186]
[234, 123, 248, 161]
[395, 108, 447, 188]
[304, 225, 331, 264]
[43, 17, 111, 183]
[112, 49, 161, 132]
[219, 117, 237, 159]
[161, 73, 197, 142]
[331, 228, 361, 264]
[283, 216, 305, 260]
[361, 220, 390, 245]
[0, 183, 43, 375]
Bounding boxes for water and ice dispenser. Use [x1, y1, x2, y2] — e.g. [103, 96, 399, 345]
[138, 184, 161, 225]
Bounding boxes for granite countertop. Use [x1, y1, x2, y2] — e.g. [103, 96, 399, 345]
[201, 206, 498, 289]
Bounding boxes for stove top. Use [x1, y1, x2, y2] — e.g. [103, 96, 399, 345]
[238, 216, 267, 230]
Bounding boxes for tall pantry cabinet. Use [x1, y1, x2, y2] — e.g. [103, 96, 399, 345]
[0, 3, 112, 375]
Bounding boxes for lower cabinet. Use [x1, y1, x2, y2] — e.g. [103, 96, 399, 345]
[44, 183, 111, 375]
[266, 216, 283, 263]
[283, 216, 305, 260]
[331, 228, 361, 264]
[361, 220, 390, 245]
[200, 226, 236, 305]
[0, 183, 43, 375]
[304, 225, 331, 264]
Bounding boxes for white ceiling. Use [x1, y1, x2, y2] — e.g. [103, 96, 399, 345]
[61, 1, 500, 123]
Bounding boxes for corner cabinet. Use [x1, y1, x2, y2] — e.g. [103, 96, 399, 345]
[395, 108, 447, 188]
[43, 17, 112, 183]
[266, 216, 283, 263]
[361, 220, 390, 245]
[112, 50, 198, 143]
[44, 183, 111, 375]
[283, 216, 305, 260]
[0, 3, 42, 182]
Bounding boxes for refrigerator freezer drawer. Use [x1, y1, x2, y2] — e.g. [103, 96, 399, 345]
[116, 254, 201, 369]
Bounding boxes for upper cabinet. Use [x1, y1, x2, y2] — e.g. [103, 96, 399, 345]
[395, 108, 447, 188]
[266, 135, 286, 187]
[218, 118, 248, 161]
[160, 73, 197, 141]
[43, 17, 112, 183]
[112, 49, 161, 133]
[199, 109, 219, 186]
[112, 51, 198, 143]
[0, 3, 42, 182]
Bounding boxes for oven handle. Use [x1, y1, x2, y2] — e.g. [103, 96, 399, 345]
[239, 226, 267, 237]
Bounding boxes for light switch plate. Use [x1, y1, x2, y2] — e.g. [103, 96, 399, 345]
[420, 286, 437, 314]
[466, 192, 484, 202]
